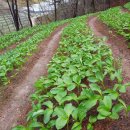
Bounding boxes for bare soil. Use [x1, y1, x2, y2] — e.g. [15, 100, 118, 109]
[0, 24, 67, 130]
[88, 16, 130, 130]
[121, 6, 130, 14]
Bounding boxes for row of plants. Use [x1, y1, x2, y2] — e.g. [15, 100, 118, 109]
[14, 15, 130, 130]
[124, 2, 130, 10]
[0, 24, 47, 50]
[0, 20, 67, 85]
[99, 7, 130, 47]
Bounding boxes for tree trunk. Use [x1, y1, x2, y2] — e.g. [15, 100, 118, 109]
[7, 0, 20, 31]
[91, 0, 96, 12]
[73, 0, 78, 18]
[7, 0, 15, 21]
[26, 0, 33, 27]
[83, 0, 86, 14]
[14, 0, 19, 30]
[106, 0, 111, 8]
[54, 0, 57, 21]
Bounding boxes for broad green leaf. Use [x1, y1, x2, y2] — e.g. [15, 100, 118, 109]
[80, 84, 87, 87]
[50, 88, 64, 94]
[86, 70, 92, 77]
[87, 123, 94, 130]
[47, 120, 56, 128]
[95, 71, 103, 81]
[119, 99, 127, 110]
[116, 69, 123, 83]
[71, 122, 82, 130]
[32, 109, 44, 117]
[97, 113, 106, 120]
[29, 121, 44, 128]
[78, 98, 97, 121]
[103, 96, 112, 110]
[54, 91, 67, 104]
[103, 89, 119, 100]
[90, 83, 102, 94]
[43, 101, 53, 109]
[67, 84, 76, 91]
[34, 80, 43, 88]
[89, 116, 97, 123]
[69, 66, 77, 74]
[73, 75, 81, 84]
[109, 91, 119, 100]
[109, 112, 119, 120]
[56, 117, 68, 130]
[88, 77, 98, 83]
[127, 105, 130, 112]
[64, 103, 75, 117]
[12, 126, 26, 130]
[97, 106, 111, 117]
[119, 85, 126, 93]
[44, 109, 53, 124]
[56, 78, 64, 86]
[72, 108, 78, 120]
[60, 93, 77, 104]
[54, 107, 67, 118]
[62, 74, 72, 84]
[112, 104, 124, 113]
[119, 83, 130, 94]
[40, 128, 48, 130]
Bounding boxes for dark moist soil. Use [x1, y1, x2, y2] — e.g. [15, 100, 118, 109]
[0, 24, 67, 130]
[88, 16, 130, 130]
[121, 6, 130, 14]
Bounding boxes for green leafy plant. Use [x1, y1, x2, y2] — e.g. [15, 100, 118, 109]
[0, 25, 43, 50]
[13, 15, 130, 130]
[124, 2, 130, 10]
[0, 20, 68, 85]
[99, 7, 130, 48]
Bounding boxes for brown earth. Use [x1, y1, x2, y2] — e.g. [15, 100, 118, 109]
[88, 16, 130, 130]
[0, 24, 67, 130]
[121, 6, 130, 14]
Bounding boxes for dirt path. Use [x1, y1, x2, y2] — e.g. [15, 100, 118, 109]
[121, 6, 130, 14]
[0, 25, 66, 130]
[88, 16, 130, 130]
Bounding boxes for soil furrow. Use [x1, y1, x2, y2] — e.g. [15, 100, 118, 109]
[0, 25, 66, 130]
[121, 6, 130, 14]
[88, 16, 130, 130]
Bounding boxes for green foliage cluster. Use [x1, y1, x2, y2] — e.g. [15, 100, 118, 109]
[0, 21, 66, 85]
[99, 7, 130, 47]
[0, 25, 47, 50]
[13, 16, 130, 130]
[124, 2, 130, 10]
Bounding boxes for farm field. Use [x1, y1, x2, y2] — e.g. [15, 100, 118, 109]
[124, 2, 130, 10]
[0, 3, 130, 130]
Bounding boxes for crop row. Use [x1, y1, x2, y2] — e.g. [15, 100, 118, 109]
[124, 2, 130, 10]
[0, 24, 47, 50]
[99, 7, 130, 47]
[14, 16, 130, 130]
[0, 20, 67, 85]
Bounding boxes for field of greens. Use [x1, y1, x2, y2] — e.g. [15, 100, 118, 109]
[99, 7, 130, 47]
[0, 25, 43, 50]
[0, 20, 67, 85]
[0, 2, 130, 130]
[12, 15, 130, 130]
[124, 2, 130, 10]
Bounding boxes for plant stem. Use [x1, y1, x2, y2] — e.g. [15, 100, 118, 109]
[67, 120, 69, 130]
[102, 81, 105, 90]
